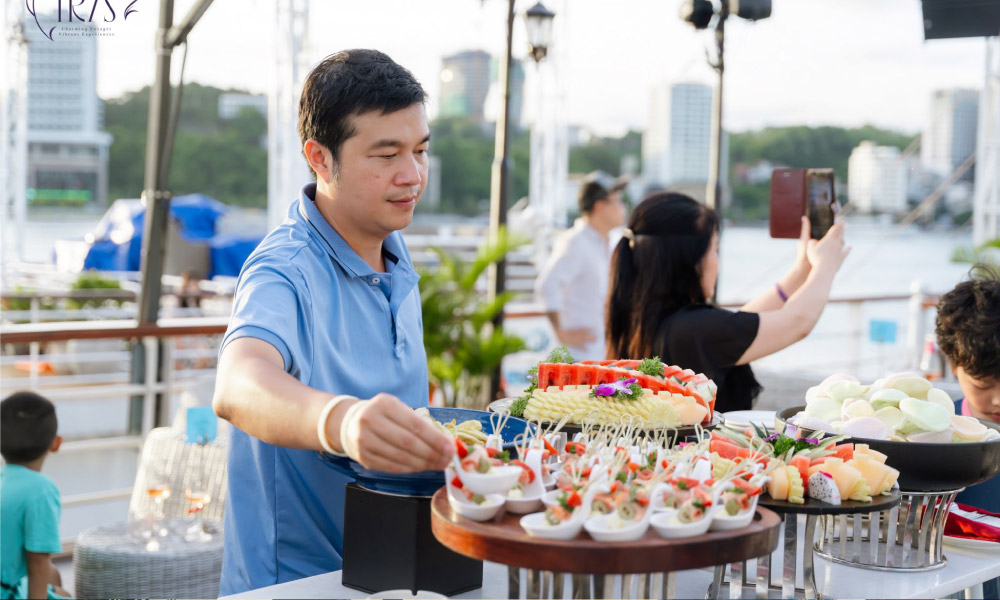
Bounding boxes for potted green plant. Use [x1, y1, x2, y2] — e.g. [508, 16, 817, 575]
[420, 227, 527, 409]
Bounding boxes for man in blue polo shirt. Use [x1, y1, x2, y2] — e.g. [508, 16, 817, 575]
[212, 49, 454, 595]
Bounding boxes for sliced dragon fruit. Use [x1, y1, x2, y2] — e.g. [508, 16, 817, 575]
[807, 471, 841, 505]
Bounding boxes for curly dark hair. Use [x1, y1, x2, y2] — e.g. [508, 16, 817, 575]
[935, 272, 1000, 382]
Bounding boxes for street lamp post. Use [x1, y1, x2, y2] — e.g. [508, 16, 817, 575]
[488, 0, 555, 399]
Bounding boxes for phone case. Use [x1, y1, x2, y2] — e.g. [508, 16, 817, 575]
[769, 169, 806, 239]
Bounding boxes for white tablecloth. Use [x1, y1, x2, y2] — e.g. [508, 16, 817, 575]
[222, 543, 1000, 599]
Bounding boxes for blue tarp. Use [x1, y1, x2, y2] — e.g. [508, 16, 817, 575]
[82, 194, 261, 277]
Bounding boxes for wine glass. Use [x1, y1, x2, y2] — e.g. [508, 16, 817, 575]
[184, 487, 212, 542]
[141, 471, 171, 550]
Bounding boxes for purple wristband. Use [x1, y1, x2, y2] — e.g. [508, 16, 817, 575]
[776, 283, 788, 302]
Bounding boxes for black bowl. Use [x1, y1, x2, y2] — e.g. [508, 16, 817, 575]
[775, 405, 1000, 492]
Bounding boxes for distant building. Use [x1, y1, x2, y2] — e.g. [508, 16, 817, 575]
[25, 15, 112, 205]
[848, 141, 907, 213]
[922, 89, 979, 182]
[642, 82, 726, 188]
[439, 50, 492, 122]
[218, 93, 267, 119]
[438, 50, 524, 128]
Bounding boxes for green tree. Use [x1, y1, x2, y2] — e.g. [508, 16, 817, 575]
[104, 84, 268, 207]
[727, 124, 915, 221]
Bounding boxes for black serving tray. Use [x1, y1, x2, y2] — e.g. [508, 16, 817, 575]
[776, 405, 1000, 492]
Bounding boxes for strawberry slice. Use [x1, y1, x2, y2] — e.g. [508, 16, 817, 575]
[450, 475, 464, 489]
[566, 490, 582, 508]
[455, 439, 468, 459]
[565, 441, 587, 455]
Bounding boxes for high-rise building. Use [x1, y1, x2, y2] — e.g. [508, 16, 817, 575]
[438, 50, 523, 128]
[642, 82, 716, 187]
[24, 15, 112, 206]
[922, 89, 979, 182]
[848, 141, 908, 213]
[439, 50, 492, 122]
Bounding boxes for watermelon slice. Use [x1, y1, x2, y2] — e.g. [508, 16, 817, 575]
[575, 365, 599, 386]
[788, 455, 811, 493]
[595, 367, 621, 385]
[536, 363, 558, 389]
[710, 438, 745, 461]
[555, 364, 576, 387]
[831, 443, 854, 461]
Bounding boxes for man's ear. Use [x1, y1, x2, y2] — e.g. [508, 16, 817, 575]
[303, 139, 335, 183]
[50, 435, 63, 453]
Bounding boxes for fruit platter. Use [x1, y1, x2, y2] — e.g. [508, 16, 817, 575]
[493, 347, 721, 437]
[776, 373, 1000, 491]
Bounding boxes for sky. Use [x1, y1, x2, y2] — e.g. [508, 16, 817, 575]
[46, 0, 994, 135]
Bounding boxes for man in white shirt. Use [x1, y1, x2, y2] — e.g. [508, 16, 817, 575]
[535, 171, 628, 360]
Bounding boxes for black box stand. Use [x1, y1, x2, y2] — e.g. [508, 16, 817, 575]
[341, 483, 483, 595]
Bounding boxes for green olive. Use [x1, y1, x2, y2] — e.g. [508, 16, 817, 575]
[664, 496, 678, 508]
[477, 458, 491, 473]
[592, 501, 609, 514]
[725, 498, 740, 516]
[472, 493, 486, 505]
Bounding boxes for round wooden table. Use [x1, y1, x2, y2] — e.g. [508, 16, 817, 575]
[430, 489, 782, 599]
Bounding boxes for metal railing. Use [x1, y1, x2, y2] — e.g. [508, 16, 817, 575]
[0, 284, 943, 536]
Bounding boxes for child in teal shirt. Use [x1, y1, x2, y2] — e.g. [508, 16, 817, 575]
[1, 392, 68, 599]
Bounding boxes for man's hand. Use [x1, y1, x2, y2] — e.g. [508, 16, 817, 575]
[335, 394, 454, 473]
[556, 327, 596, 348]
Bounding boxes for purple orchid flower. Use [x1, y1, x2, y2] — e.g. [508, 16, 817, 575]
[594, 377, 638, 397]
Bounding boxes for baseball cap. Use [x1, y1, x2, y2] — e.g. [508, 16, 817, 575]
[578, 171, 629, 213]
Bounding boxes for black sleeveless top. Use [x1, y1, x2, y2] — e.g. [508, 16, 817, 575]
[653, 304, 763, 413]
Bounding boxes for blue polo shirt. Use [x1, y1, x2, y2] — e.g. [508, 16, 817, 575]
[218, 183, 429, 595]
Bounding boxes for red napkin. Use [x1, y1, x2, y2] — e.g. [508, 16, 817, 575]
[945, 503, 1000, 542]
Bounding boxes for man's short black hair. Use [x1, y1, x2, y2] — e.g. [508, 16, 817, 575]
[935, 271, 1000, 382]
[1, 391, 58, 463]
[297, 49, 427, 177]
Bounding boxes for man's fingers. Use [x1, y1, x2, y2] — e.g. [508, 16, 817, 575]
[358, 423, 449, 472]
[799, 216, 810, 241]
[355, 396, 453, 470]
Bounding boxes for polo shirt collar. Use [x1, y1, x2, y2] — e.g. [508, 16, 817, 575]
[296, 183, 420, 319]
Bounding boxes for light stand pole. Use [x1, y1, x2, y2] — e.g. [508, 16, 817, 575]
[487, 1, 555, 400]
[706, 1, 727, 212]
[130, 0, 215, 433]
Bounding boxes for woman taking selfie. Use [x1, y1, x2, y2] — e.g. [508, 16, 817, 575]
[605, 192, 850, 413]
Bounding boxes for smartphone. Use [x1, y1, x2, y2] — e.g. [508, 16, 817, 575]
[769, 168, 839, 239]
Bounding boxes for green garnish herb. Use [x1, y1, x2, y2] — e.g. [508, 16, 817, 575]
[637, 356, 665, 377]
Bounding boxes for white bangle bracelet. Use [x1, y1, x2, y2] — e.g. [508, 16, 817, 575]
[317, 395, 358, 456]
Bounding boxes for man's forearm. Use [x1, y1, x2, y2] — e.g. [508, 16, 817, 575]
[213, 353, 355, 452]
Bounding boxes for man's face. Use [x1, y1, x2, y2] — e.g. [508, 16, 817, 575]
[327, 103, 430, 238]
[955, 366, 1000, 423]
[595, 191, 626, 229]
